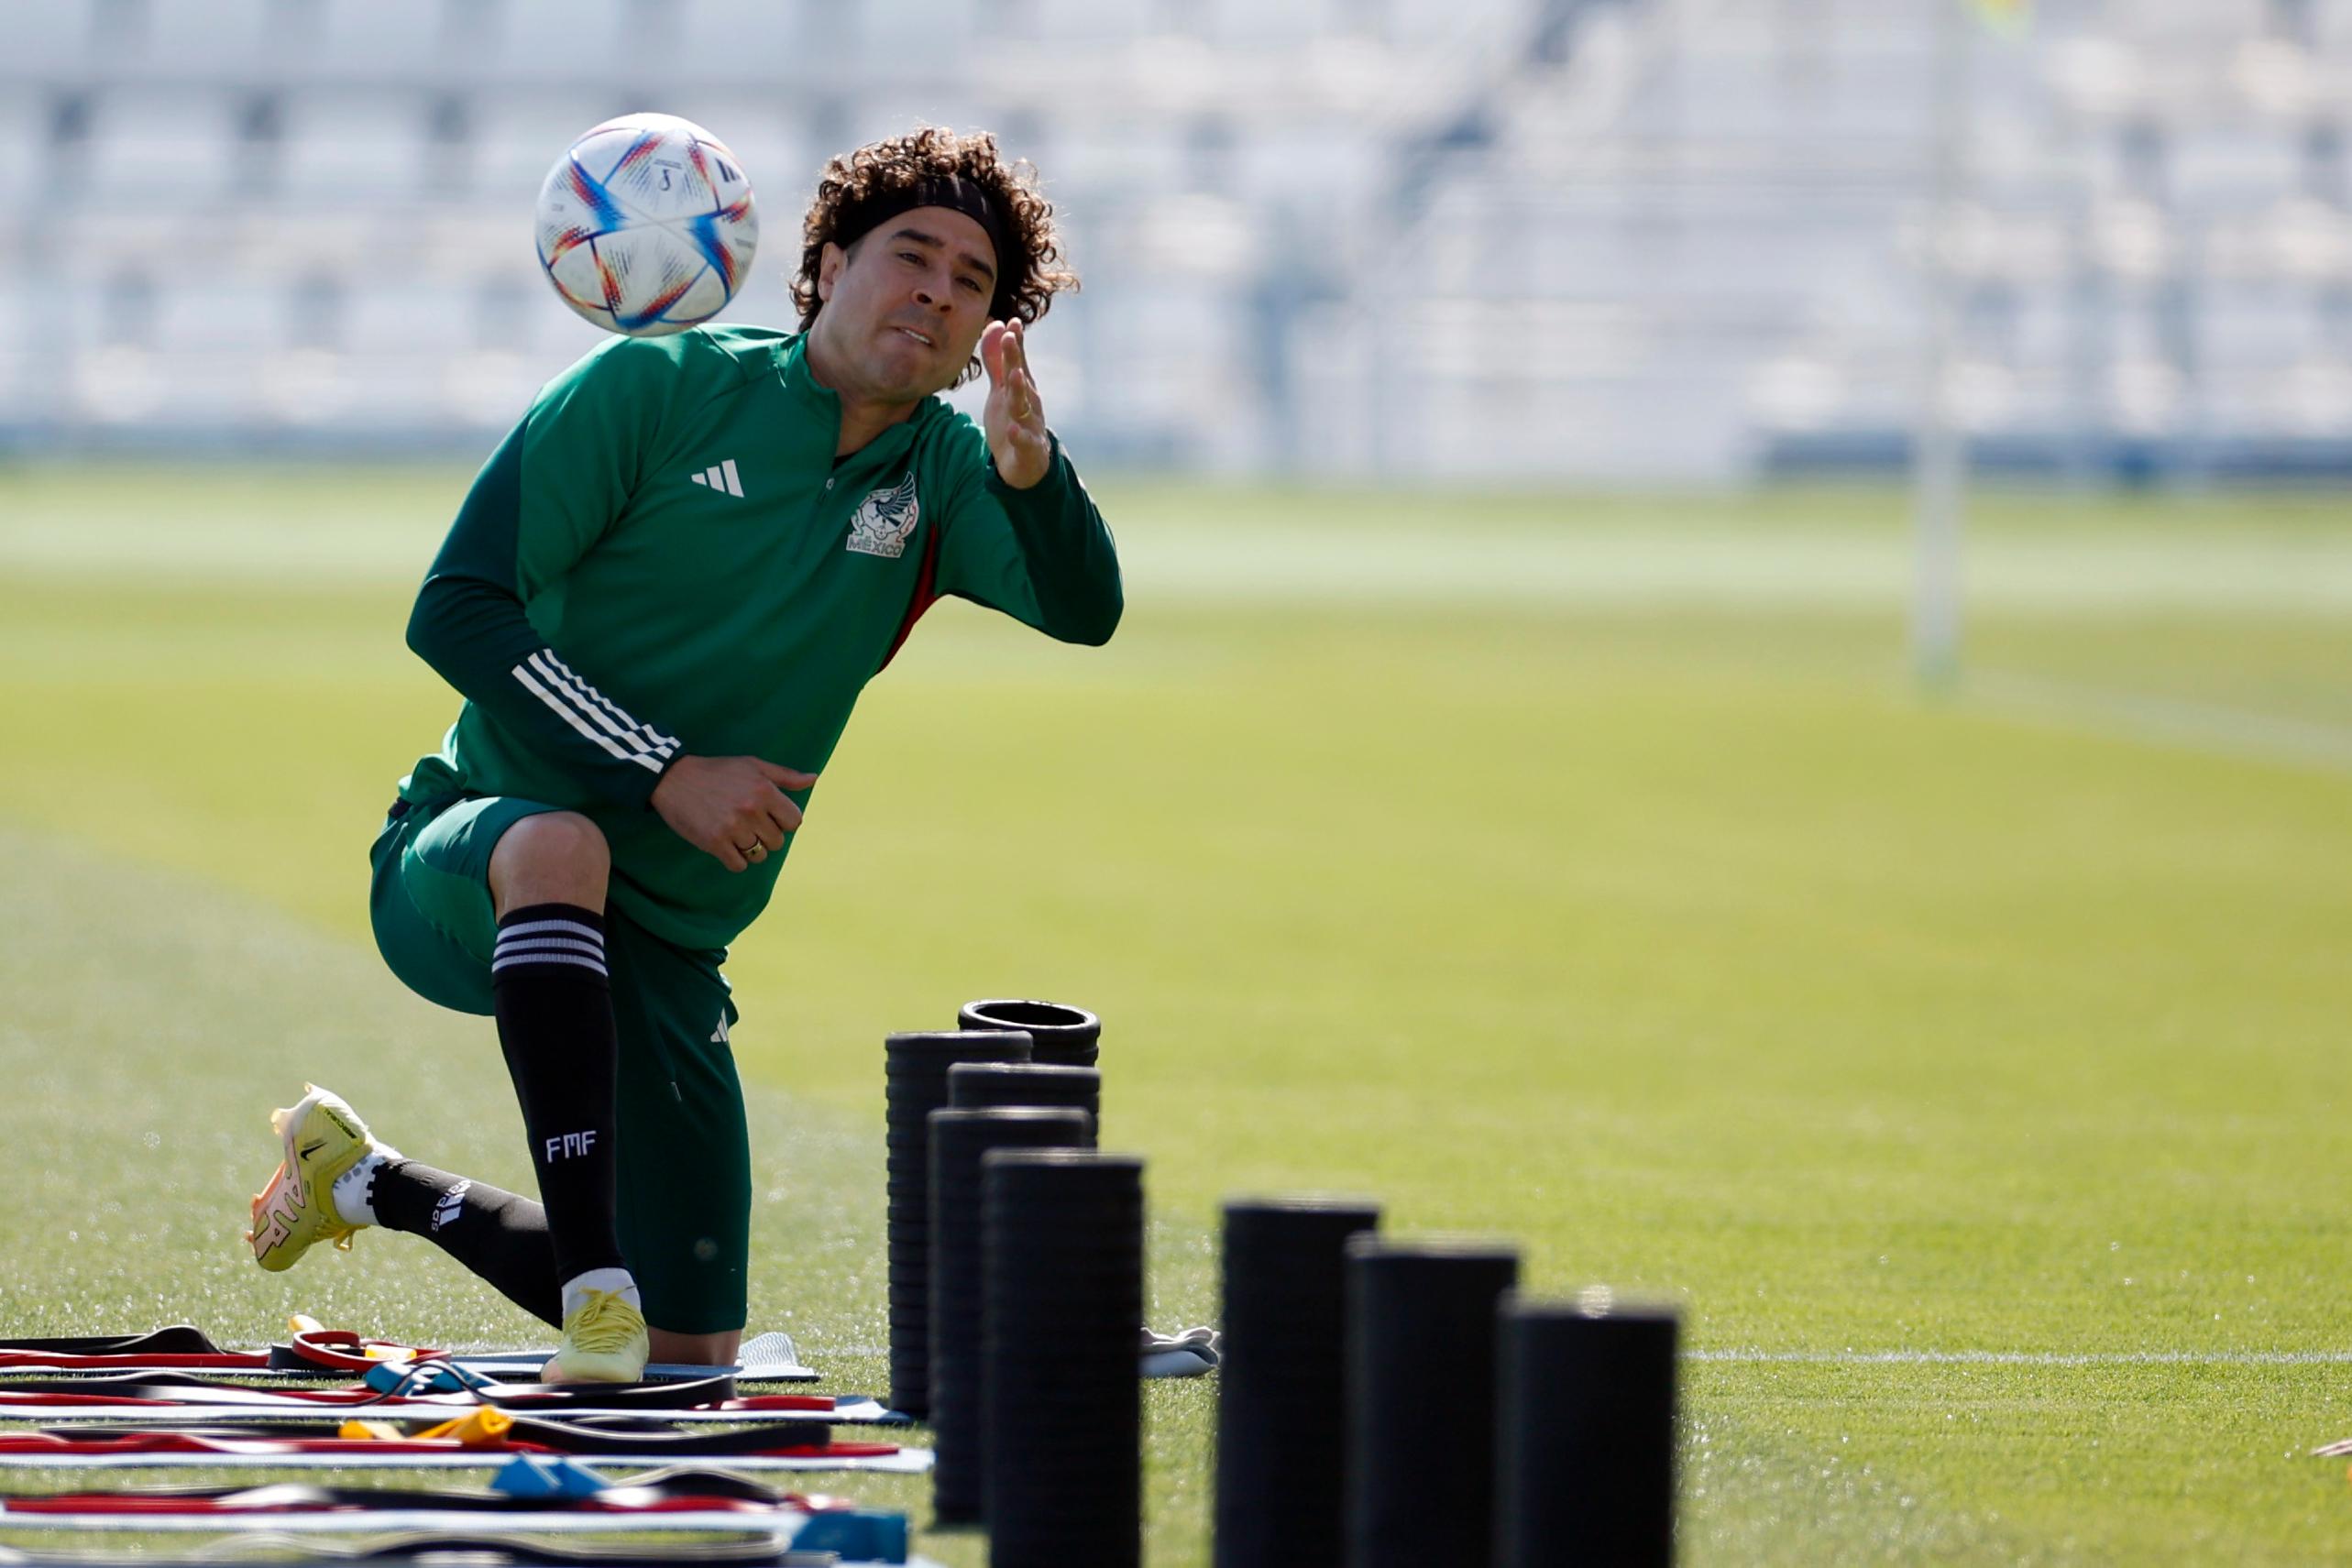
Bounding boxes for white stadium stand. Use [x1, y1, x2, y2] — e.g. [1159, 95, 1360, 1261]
[673, 0, 813, 68]
[0, 0, 2346, 475]
[275, 90, 436, 201]
[310, 0, 456, 78]
[8, 2, 95, 76]
[138, 0, 279, 78]
[79, 87, 245, 204]
[467, 91, 647, 204]
[1017, 0, 1161, 45]
[491, 0, 637, 83]
[856, 0, 982, 74]
[0, 93, 49, 203]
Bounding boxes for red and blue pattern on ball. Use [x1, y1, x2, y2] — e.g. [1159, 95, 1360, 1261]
[684, 141, 750, 298]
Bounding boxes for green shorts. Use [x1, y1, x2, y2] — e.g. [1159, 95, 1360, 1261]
[368, 791, 751, 1334]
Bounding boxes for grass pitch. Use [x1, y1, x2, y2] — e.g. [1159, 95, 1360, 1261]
[2, 465, 2350, 1563]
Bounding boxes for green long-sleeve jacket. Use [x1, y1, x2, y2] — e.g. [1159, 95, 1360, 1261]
[399, 324, 1122, 950]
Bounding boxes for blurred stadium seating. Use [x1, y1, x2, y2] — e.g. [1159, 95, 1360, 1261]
[0, 0, 2346, 478]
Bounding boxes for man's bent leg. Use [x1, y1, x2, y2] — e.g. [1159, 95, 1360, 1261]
[485, 812, 627, 1299]
[483, 813, 649, 1380]
[368, 1162, 561, 1325]
[363, 796, 629, 1366]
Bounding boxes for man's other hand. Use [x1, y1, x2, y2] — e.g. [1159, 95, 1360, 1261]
[982, 317, 1050, 489]
[650, 755, 819, 872]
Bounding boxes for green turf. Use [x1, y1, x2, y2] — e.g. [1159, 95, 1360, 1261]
[3, 464, 2351, 1563]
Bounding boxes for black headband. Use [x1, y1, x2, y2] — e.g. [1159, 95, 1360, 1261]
[836, 173, 1016, 312]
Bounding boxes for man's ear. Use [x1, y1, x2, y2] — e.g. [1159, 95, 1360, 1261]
[816, 240, 848, 304]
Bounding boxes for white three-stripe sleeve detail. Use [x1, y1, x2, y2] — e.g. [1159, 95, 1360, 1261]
[523, 651, 651, 749]
[511, 664, 656, 771]
[522, 652, 679, 762]
[541, 650, 675, 747]
[537, 651, 681, 754]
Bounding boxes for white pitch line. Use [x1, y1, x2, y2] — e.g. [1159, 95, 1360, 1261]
[1965, 669, 2352, 776]
[1690, 1348, 2352, 1366]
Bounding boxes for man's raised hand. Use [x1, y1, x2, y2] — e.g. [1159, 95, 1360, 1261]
[982, 317, 1051, 489]
[650, 755, 819, 872]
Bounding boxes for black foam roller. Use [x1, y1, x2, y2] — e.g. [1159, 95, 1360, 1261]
[1345, 1239, 1520, 1568]
[883, 1028, 1032, 1417]
[1495, 1298, 1679, 1568]
[958, 998, 1100, 1068]
[946, 1059, 1103, 1139]
[928, 1106, 1095, 1525]
[984, 1148, 1144, 1568]
[1214, 1197, 1383, 1568]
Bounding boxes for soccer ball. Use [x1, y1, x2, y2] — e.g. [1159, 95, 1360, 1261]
[534, 113, 758, 337]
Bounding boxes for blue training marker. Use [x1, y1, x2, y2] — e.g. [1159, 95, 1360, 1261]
[488, 1453, 608, 1498]
[795, 1508, 909, 1562]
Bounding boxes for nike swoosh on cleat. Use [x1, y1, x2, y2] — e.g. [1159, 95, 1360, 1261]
[299, 1140, 327, 1158]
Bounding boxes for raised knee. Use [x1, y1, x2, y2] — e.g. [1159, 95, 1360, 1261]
[510, 811, 610, 871]
[491, 812, 610, 910]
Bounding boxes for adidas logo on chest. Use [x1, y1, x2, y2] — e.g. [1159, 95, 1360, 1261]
[688, 459, 745, 498]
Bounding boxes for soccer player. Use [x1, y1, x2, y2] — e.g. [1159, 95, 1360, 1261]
[244, 127, 1120, 1381]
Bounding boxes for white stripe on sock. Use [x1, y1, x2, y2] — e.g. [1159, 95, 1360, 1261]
[491, 951, 609, 975]
[495, 919, 603, 945]
[492, 937, 608, 961]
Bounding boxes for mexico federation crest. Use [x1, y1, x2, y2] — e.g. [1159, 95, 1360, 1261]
[845, 472, 920, 559]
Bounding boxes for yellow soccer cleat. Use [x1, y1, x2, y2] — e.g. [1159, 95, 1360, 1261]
[247, 1083, 373, 1273]
[544, 1288, 650, 1384]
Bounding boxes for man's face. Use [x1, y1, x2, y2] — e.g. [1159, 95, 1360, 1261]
[810, 204, 999, 402]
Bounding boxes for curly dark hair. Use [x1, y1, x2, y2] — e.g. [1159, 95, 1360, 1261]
[793, 126, 1078, 385]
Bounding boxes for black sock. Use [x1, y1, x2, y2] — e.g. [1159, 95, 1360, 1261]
[371, 1161, 561, 1327]
[491, 903, 627, 1288]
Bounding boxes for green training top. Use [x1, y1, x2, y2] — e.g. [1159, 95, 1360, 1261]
[399, 324, 1122, 951]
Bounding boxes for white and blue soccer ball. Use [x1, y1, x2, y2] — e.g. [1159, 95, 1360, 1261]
[534, 113, 758, 337]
